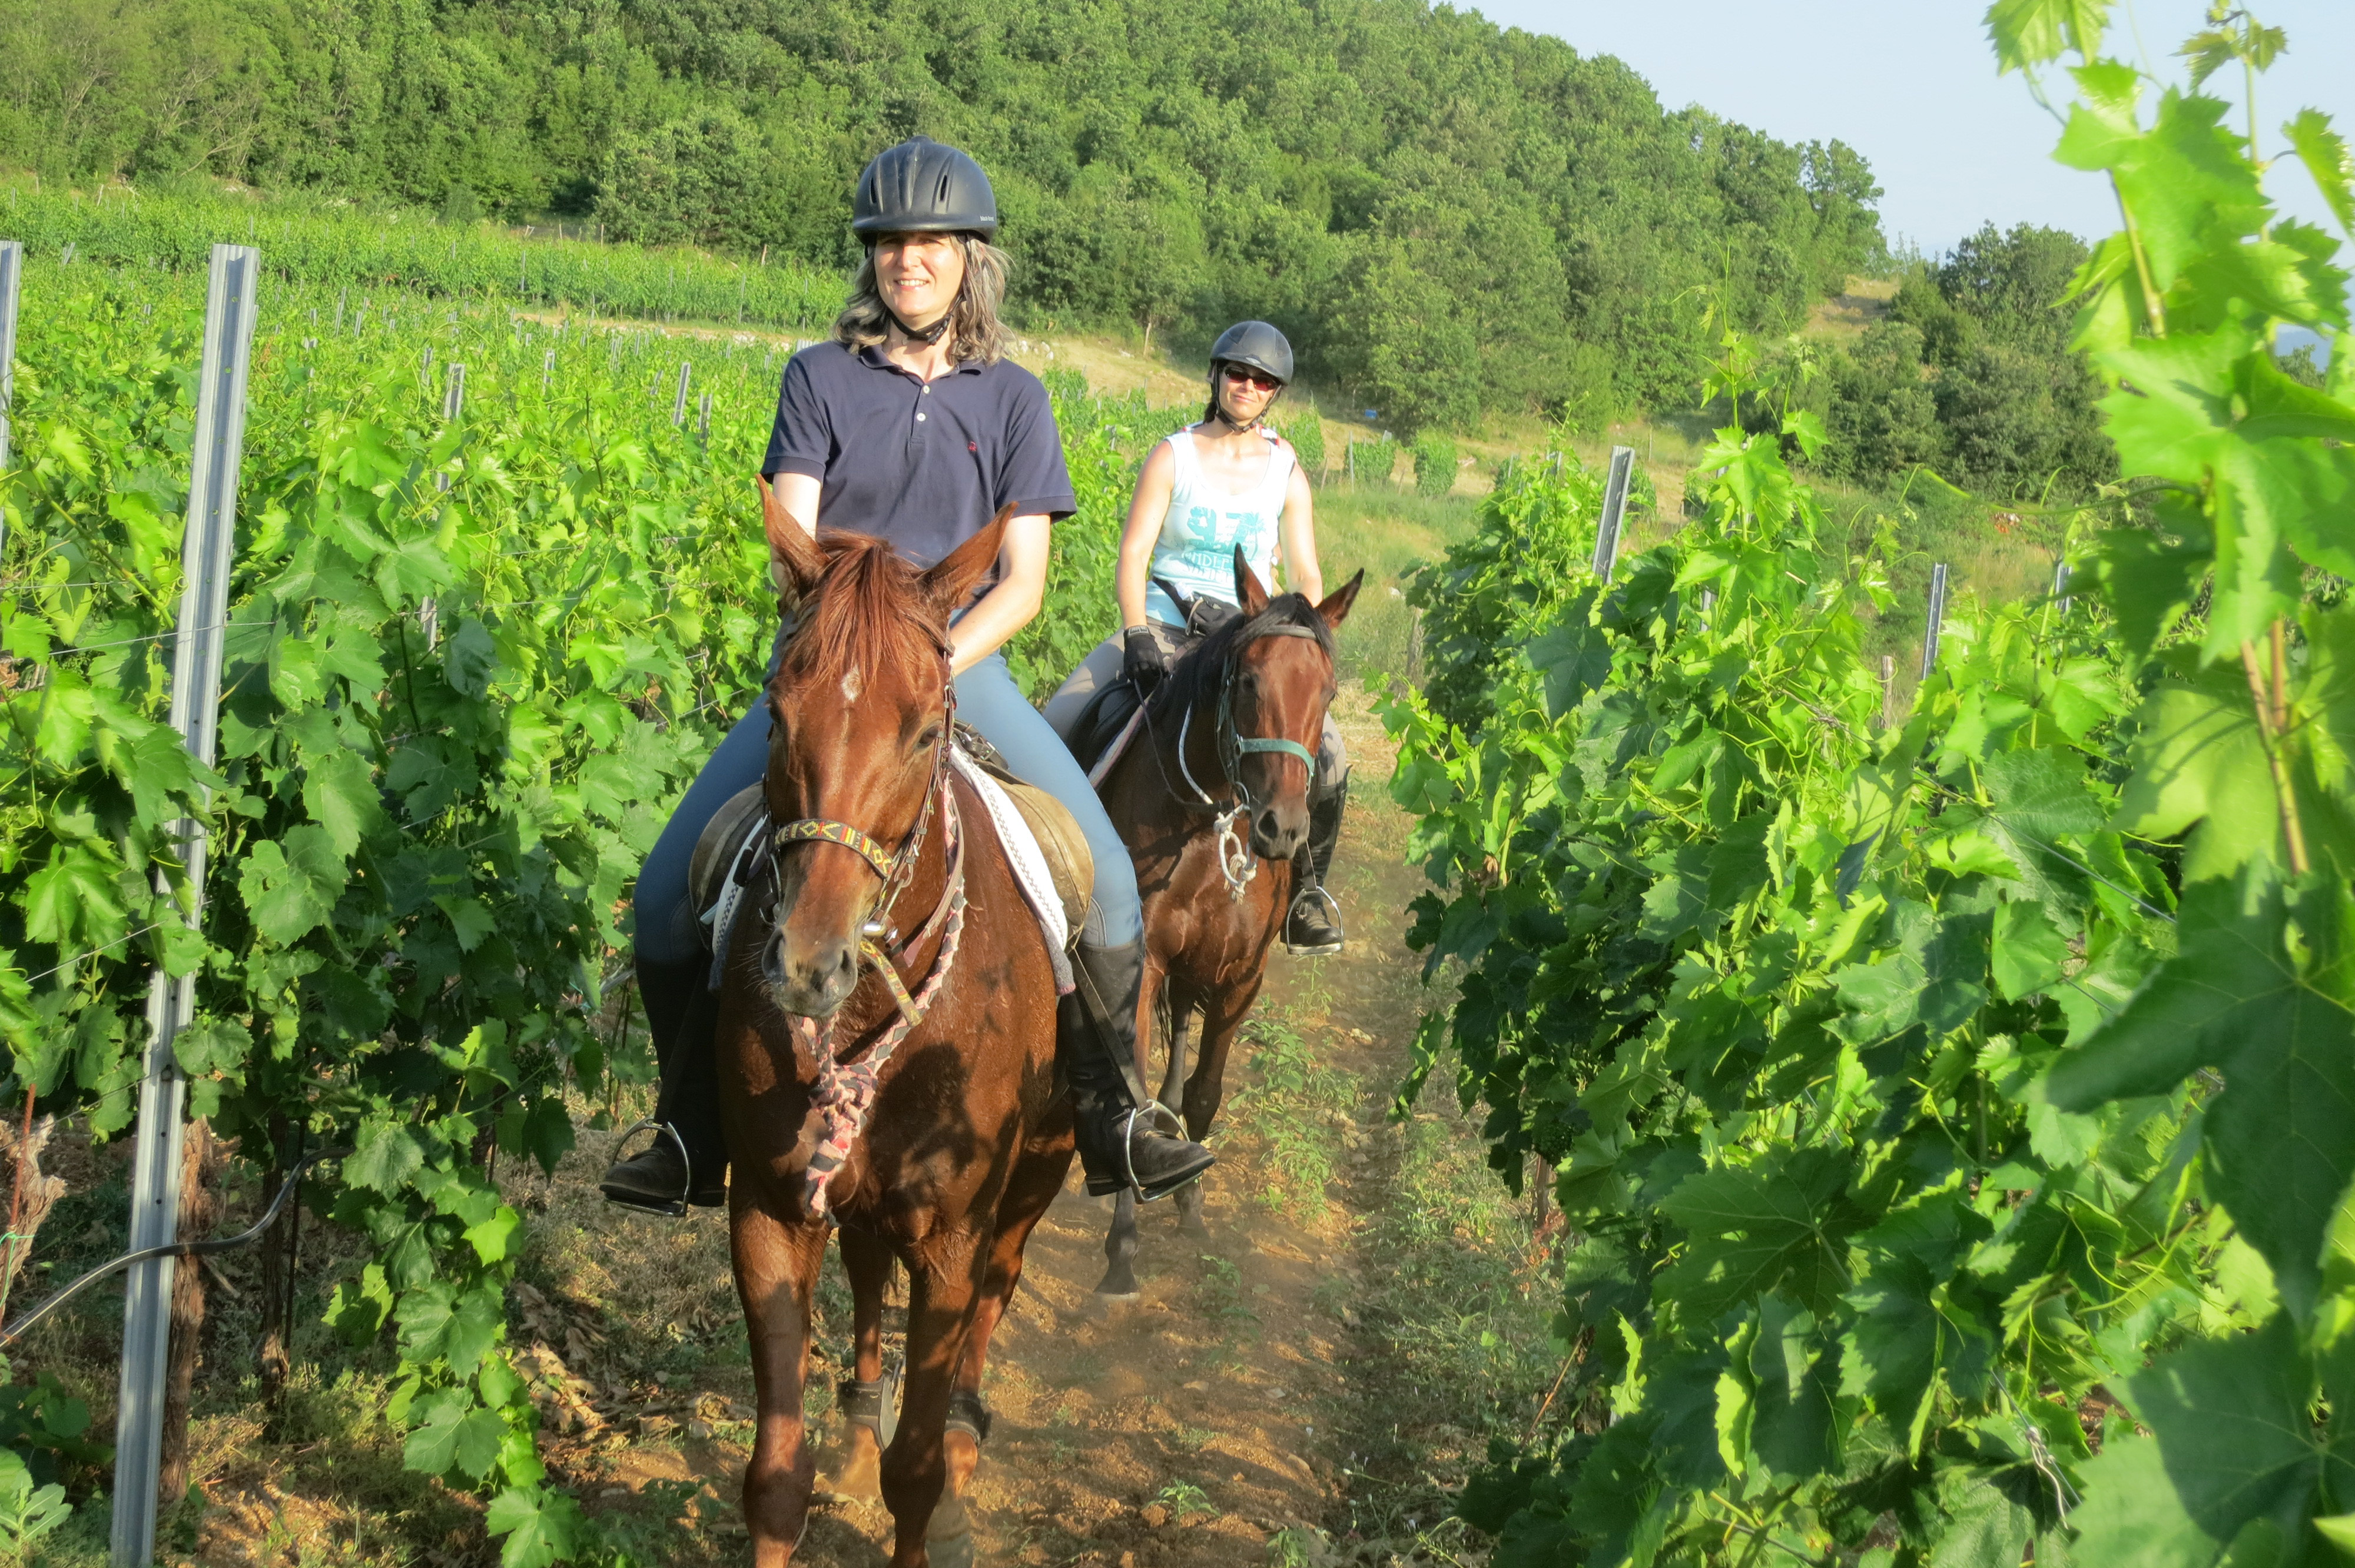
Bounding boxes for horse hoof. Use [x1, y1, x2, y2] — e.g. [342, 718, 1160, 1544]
[1175, 1187, 1209, 1237]
[928, 1493, 977, 1568]
[815, 1443, 883, 1501]
[1094, 1265, 1140, 1301]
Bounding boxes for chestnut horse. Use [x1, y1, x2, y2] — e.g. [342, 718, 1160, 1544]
[1088, 552, 1359, 1297]
[715, 483, 1073, 1568]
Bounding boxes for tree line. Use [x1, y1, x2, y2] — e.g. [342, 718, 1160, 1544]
[1, 0, 1887, 434]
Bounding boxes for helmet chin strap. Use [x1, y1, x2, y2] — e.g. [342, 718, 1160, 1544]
[888, 305, 954, 346]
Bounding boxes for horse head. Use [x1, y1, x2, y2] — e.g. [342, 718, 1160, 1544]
[1223, 547, 1362, 861]
[754, 479, 1006, 1018]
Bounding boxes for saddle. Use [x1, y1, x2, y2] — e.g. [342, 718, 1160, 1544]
[688, 735, 1092, 986]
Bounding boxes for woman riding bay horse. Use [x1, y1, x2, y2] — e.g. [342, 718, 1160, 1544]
[1043, 320, 1352, 954]
[600, 136, 1213, 1216]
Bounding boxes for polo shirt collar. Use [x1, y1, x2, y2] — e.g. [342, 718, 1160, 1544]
[855, 343, 985, 375]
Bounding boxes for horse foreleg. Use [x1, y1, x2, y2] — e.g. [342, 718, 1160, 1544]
[1182, 991, 1260, 1144]
[731, 1196, 831, 1568]
[821, 1224, 894, 1500]
[883, 1238, 983, 1568]
[1096, 1187, 1141, 1300]
[1152, 978, 1188, 1112]
[933, 1147, 1068, 1559]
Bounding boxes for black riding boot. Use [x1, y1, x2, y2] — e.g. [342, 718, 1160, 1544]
[599, 954, 731, 1214]
[1283, 770, 1349, 956]
[1060, 938, 1215, 1201]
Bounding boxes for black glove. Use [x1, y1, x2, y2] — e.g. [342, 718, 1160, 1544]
[1122, 626, 1167, 696]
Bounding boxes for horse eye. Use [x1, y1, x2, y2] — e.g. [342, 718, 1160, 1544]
[917, 725, 943, 750]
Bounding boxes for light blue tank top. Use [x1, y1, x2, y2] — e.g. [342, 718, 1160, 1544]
[1143, 430, 1293, 626]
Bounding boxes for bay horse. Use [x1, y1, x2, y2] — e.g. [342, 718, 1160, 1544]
[1088, 550, 1359, 1297]
[715, 482, 1073, 1568]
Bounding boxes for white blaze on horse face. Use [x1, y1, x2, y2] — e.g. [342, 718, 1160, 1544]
[841, 665, 863, 703]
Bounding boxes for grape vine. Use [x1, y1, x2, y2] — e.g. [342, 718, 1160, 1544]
[1386, 5, 2355, 1562]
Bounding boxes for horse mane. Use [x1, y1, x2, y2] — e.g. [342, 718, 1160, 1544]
[1149, 593, 1335, 723]
[782, 531, 946, 684]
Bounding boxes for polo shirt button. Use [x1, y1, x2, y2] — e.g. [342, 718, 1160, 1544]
[917, 412, 927, 421]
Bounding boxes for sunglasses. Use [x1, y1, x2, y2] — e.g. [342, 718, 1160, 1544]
[1222, 366, 1282, 391]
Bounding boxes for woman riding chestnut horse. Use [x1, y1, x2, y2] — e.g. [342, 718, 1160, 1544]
[602, 135, 1210, 1221]
[597, 136, 1213, 1563]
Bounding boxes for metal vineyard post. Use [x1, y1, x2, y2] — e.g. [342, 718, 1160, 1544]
[1593, 446, 1636, 583]
[1920, 562, 1949, 678]
[114, 242, 258, 1568]
[0, 239, 18, 556]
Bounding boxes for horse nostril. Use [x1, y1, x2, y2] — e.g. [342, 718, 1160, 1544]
[1258, 808, 1280, 838]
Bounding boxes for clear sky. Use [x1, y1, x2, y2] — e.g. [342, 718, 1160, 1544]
[1464, 1, 2355, 259]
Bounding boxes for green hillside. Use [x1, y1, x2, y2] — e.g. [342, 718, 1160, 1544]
[4, 0, 1884, 432]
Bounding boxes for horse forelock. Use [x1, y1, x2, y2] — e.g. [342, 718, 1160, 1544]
[1152, 592, 1335, 721]
[778, 532, 945, 700]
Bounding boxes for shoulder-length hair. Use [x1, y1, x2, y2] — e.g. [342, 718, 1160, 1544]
[833, 235, 1011, 365]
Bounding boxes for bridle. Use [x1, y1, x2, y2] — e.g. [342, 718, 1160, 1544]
[756, 638, 969, 1218]
[1156, 617, 1326, 901]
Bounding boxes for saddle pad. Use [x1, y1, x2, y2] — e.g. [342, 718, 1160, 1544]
[691, 785, 767, 921]
[692, 785, 771, 989]
[948, 748, 1087, 994]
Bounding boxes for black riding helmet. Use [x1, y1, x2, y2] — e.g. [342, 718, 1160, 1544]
[1205, 320, 1293, 430]
[1210, 320, 1293, 384]
[853, 137, 999, 239]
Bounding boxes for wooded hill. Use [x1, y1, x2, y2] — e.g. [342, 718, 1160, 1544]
[4, 0, 1886, 432]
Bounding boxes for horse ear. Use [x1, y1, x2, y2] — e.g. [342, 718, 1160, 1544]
[1232, 545, 1271, 616]
[922, 505, 1013, 622]
[761, 476, 823, 602]
[1316, 569, 1365, 632]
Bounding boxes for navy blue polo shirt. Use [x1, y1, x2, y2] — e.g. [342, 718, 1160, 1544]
[760, 341, 1077, 570]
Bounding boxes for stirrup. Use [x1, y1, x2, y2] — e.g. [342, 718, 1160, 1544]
[602, 1119, 694, 1218]
[1282, 885, 1344, 956]
[1121, 1101, 1206, 1203]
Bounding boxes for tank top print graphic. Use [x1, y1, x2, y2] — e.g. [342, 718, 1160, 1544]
[1144, 430, 1293, 627]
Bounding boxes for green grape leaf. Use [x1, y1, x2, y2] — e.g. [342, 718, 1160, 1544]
[345, 1119, 425, 1194]
[125, 725, 201, 830]
[2285, 108, 2355, 238]
[1658, 1148, 1868, 1321]
[2047, 872, 2355, 1319]
[1843, 1254, 1996, 1453]
[1983, 0, 2108, 73]
[1983, 748, 2104, 841]
[1992, 901, 2069, 999]
[303, 746, 385, 858]
[236, 826, 348, 945]
[2111, 659, 2279, 882]
[443, 617, 498, 699]
[20, 847, 126, 949]
[1528, 594, 1608, 719]
[486, 1486, 582, 1568]
[2070, 1315, 2342, 1566]
[170, 1016, 248, 1084]
[397, 1281, 505, 1377]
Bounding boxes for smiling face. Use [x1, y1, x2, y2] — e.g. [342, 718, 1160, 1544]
[1215, 361, 1281, 425]
[870, 232, 968, 333]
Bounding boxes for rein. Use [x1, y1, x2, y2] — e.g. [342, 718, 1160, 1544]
[1157, 619, 1325, 902]
[762, 647, 967, 1218]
